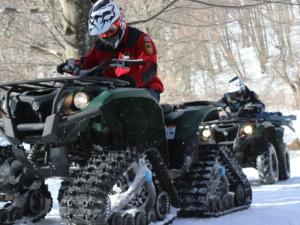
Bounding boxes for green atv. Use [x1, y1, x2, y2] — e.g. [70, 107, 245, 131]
[201, 102, 296, 185]
[0, 59, 251, 225]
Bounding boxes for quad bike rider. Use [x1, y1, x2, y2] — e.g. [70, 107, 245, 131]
[216, 76, 295, 184]
[0, 59, 252, 225]
[57, 0, 164, 102]
[218, 76, 265, 115]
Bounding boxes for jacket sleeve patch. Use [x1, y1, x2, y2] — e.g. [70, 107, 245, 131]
[144, 36, 155, 55]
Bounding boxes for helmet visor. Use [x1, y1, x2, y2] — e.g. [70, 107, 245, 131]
[229, 90, 244, 101]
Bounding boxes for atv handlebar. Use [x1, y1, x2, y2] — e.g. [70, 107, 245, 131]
[78, 59, 145, 78]
[110, 59, 146, 67]
[204, 112, 297, 132]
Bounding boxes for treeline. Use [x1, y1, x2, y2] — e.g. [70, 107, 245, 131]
[0, 0, 299, 109]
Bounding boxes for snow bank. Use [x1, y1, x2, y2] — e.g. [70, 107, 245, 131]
[14, 151, 298, 225]
[173, 151, 300, 225]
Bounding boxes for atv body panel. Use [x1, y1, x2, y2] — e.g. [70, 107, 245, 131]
[85, 88, 169, 163]
[0, 77, 252, 225]
[163, 104, 218, 169]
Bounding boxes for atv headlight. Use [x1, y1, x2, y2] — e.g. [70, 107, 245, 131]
[243, 124, 254, 135]
[202, 128, 212, 140]
[62, 95, 74, 115]
[73, 92, 89, 109]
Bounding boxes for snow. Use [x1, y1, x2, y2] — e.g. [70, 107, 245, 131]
[172, 151, 300, 225]
[12, 151, 300, 225]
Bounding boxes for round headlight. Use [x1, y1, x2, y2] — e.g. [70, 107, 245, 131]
[73, 92, 89, 109]
[202, 129, 212, 139]
[243, 125, 254, 135]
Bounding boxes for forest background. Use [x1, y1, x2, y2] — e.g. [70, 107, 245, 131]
[1, 0, 300, 110]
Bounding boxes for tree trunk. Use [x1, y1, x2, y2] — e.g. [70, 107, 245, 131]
[291, 84, 300, 109]
[59, 0, 91, 59]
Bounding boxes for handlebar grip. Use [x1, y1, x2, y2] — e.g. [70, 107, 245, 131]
[111, 59, 145, 67]
[126, 59, 146, 65]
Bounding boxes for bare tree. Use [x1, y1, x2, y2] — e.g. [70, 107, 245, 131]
[1, 0, 300, 109]
[58, 0, 91, 58]
[0, 0, 63, 81]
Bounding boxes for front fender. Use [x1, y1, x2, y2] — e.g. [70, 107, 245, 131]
[164, 105, 218, 141]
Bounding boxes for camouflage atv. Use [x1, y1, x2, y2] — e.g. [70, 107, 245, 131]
[0, 59, 251, 225]
[201, 102, 296, 185]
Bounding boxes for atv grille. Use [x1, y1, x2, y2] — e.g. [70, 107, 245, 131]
[15, 101, 53, 124]
[212, 124, 238, 143]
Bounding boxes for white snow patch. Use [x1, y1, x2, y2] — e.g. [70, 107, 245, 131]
[13, 151, 300, 225]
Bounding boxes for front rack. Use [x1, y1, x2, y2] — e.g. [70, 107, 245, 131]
[0, 76, 130, 92]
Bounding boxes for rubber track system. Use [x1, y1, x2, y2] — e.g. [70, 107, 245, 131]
[175, 145, 252, 218]
[146, 150, 179, 208]
[0, 146, 53, 225]
[60, 149, 137, 225]
[60, 148, 179, 225]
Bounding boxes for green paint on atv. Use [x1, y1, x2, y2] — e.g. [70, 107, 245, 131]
[164, 104, 218, 141]
[0, 76, 252, 225]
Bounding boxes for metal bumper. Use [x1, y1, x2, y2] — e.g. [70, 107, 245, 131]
[0, 107, 101, 144]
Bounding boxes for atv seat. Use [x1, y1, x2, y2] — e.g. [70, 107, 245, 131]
[160, 104, 174, 114]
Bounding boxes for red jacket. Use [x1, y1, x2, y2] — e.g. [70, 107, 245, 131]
[80, 26, 164, 93]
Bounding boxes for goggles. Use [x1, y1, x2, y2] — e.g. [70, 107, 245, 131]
[98, 19, 121, 39]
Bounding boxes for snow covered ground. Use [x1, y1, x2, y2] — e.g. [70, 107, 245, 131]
[13, 150, 300, 225]
[173, 151, 300, 225]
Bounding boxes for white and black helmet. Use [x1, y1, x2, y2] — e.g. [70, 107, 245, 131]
[227, 76, 246, 100]
[89, 0, 126, 49]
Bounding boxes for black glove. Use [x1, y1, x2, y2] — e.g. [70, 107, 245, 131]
[56, 59, 80, 75]
[56, 62, 67, 74]
[243, 103, 255, 111]
[238, 103, 260, 117]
